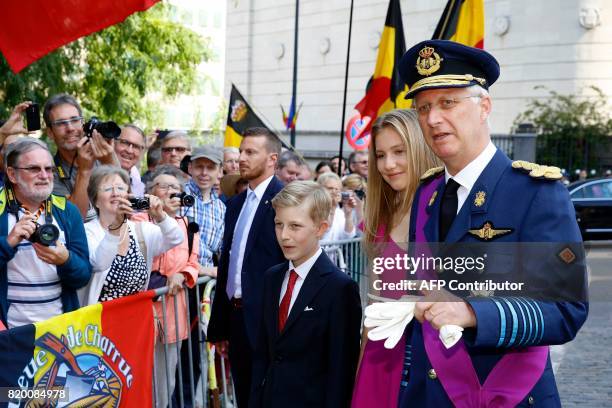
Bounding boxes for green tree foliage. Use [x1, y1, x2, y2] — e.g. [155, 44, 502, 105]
[0, 2, 209, 129]
[515, 86, 612, 172]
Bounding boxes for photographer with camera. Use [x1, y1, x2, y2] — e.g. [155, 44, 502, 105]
[79, 165, 183, 306]
[131, 164, 200, 407]
[43, 94, 119, 222]
[342, 173, 366, 229]
[0, 138, 91, 328]
[317, 172, 358, 265]
[0, 101, 43, 188]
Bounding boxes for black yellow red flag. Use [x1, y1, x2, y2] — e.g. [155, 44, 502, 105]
[224, 84, 270, 148]
[432, 0, 485, 49]
[352, 0, 410, 141]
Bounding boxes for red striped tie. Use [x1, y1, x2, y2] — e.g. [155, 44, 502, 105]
[278, 270, 299, 332]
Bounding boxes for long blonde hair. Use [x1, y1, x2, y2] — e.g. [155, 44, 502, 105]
[364, 109, 440, 253]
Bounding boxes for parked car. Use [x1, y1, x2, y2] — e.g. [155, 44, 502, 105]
[568, 178, 612, 240]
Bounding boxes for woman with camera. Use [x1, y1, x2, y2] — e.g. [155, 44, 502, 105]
[342, 173, 367, 229]
[131, 164, 201, 408]
[79, 165, 183, 306]
[317, 172, 357, 243]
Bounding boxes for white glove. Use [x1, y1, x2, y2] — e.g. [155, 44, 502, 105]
[364, 300, 464, 349]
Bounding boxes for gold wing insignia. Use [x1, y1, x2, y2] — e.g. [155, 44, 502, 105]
[468, 222, 513, 241]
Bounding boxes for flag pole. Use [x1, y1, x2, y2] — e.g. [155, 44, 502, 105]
[337, 0, 355, 177]
[290, 0, 299, 148]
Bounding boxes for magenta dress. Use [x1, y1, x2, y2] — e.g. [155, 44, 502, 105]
[351, 226, 408, 408]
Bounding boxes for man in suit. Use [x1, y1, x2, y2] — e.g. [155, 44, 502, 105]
[392, 40, 588, 406]
[207, 127, 285, 407]
[250, 181, 362, 408]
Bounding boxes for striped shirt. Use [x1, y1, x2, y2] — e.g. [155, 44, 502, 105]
[6, 209, 65, 328]
[184, 179, 225, 266]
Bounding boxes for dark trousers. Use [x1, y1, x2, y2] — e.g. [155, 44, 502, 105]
[229, 306, 253, 408]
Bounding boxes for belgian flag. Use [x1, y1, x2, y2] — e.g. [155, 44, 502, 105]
[353, 0, 410, 139]
[224, 84, 270, 148]
[432, 0, 485, 49]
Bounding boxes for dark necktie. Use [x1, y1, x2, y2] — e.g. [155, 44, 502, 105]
[439, 179, 460, 241]
[279, 270, 299, 332]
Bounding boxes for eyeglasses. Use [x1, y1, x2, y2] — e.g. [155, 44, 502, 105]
[117, 138, 145, 151]
[99, 185, 128, 193]
[13, 166, 56, 176]
[153, 183, 181, 191]
[50, 116, 83, 128]
[415, 96, 481, 116]
[161, 146, 190, 154]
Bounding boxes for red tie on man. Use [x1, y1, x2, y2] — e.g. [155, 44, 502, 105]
[278, 270, 299, 332]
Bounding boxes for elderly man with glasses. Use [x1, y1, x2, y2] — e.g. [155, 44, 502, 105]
[43, 94, 118, 222]
[0, 137, 91, 329]
[115, 124, 147, 196]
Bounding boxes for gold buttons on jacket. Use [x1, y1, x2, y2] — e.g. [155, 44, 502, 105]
[427, 368, 437, 380]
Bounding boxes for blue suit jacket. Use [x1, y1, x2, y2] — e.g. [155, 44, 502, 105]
[401, 150, 588, 407]
[250, 252, 362, 408]
[208, 176, 286, 348]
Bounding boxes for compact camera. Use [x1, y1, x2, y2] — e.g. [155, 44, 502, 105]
[170, 192, 195, 207]
[129, 197, 150, 211]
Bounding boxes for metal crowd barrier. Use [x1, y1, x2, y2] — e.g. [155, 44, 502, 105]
[152, 237, 368, 407]
[153, 276, 236, 408]
[321, 237, 369, 306]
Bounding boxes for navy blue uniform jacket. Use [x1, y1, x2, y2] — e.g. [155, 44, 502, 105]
[250, 252, 362, 408]
[207, 176, 285, 348]
[401, 150, 588, 407]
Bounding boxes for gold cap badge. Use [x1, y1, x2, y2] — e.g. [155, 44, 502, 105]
[416, 46, 443, 76]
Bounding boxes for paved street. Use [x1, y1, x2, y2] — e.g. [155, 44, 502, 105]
[554, 245, 612, 406]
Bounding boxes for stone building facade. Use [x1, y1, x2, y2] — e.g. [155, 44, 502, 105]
[225, 0, 611, 160]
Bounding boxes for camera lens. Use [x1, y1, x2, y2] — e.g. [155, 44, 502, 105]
[170, 192, 195, 207]
[29, 224, 60, 246]
[182, 194, 195, 207]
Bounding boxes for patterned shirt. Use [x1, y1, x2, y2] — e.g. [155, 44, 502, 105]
[184, 179, 225, 266]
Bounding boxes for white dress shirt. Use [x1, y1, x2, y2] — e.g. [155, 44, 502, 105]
[230, 175, 274, 298]
[279, 247, 323, 314]
[445, 142, 497, 214]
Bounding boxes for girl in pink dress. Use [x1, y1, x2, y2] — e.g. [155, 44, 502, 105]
[352, 109, 439, 407]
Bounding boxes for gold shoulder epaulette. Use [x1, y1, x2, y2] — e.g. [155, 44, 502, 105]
[420, 166, 445, 182]
[512, 160, 562, 181]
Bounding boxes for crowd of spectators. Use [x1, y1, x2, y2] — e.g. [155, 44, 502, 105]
[0, 93, 370, 406]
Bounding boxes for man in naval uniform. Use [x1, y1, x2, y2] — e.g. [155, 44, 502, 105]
[396, 40, 588, 407]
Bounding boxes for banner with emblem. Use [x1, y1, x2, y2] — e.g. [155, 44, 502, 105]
[224, 84, 270, 148]
[0, 291, 154, 408]
[432, 0, 485, 49]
